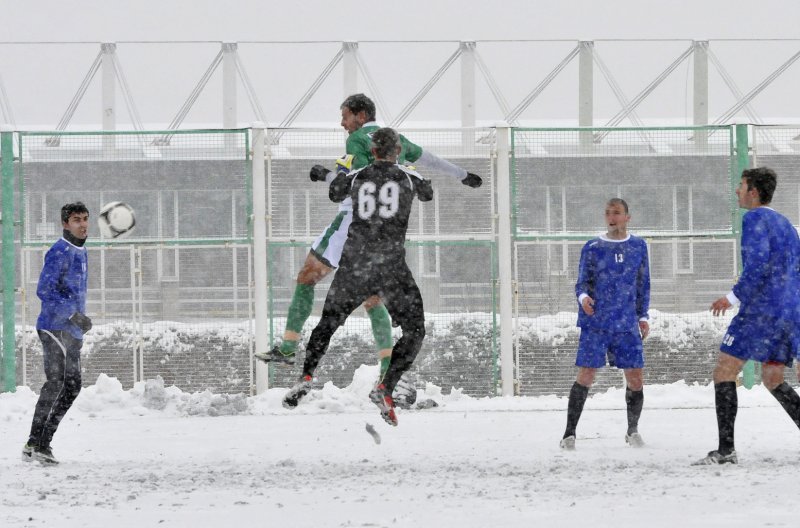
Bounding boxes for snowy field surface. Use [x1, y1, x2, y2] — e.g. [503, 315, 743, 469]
[2, 366, 799, 528]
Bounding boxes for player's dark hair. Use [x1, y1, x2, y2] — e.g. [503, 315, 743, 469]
[371, 127, 401, 160]
[341, 93, 376, 121]
[607, 197, 629, 214]
[741, 166, 777, 204]
[61, 201, 89, 223]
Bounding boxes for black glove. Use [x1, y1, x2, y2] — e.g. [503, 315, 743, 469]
[309, 165, 331, 182]
[416, 178, 434, 202]
[462, 172, 483, 188]
[69, 312, 93, 334]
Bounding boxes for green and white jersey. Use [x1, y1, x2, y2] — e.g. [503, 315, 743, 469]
[335, 122, 423, 212]
[346, 122, 424, 171]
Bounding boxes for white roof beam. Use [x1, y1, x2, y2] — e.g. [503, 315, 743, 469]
[278, 47, 344, 128]
[713, 48, 800, 125]
[352, 46, 393, 124]
[45, 49, 103, 146]
[390, 46, 463, 128]
[506, 45, 580, 125]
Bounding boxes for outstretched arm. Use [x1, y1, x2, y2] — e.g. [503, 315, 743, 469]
[415, 150, 483, 188]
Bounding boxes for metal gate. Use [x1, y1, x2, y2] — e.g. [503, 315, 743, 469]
[20, 243, 255, 394]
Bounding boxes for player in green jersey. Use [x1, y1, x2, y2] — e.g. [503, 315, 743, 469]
[257, 94, 482, 405]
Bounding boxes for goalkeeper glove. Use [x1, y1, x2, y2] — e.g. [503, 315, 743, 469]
[309, 165, 331, 182]
[335, 154, 354, 176]
[462, 173, 483, 188]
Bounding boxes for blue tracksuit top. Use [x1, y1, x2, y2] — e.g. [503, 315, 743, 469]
[733, 207, 800, 321]
[575, 234, 650, 333]
[36, 237, 88, 340]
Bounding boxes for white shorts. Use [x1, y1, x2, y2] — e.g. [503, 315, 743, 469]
[310, 210, 353, 268]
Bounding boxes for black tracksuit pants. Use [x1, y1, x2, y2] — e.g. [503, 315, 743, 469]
[302, 254, 426, 394]
[28, 329, 83, 448]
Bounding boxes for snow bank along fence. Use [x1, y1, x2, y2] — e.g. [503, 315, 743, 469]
[2, 125, 799, 397]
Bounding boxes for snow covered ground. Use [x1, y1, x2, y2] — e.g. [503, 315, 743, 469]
[1, 366, 799, 528]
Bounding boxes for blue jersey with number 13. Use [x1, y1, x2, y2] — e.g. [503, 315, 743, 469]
[575, 234, 650, 333]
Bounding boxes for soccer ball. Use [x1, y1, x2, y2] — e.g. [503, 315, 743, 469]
[98, 202, 136, 238]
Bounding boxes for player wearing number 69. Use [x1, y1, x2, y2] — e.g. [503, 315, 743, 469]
[257, 93, 481, 407]
[282, 128, 432, 426]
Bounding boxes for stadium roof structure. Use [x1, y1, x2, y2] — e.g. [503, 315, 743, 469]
[2, 39, 800, 136]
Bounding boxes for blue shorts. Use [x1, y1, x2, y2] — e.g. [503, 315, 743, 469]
[576, 328, 644, 369]
[720, 314, 798, 366]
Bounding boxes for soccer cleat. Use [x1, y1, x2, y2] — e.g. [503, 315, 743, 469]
[21, 443, 34, 462]
[625, 432, 645, 448]
[282, 375, 312, 409]
[692, 450, 738, 466]
[392, 377, 417, 410]
[31, 445, 59, 465]
[255, 345, 295, 365]
[559, 435, 576, 451]
[369, 384, 398, 426]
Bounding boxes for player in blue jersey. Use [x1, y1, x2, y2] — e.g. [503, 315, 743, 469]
[693, 167, 800, 465]
[22, 202, 93, 465]
[560, 198, 651, 451]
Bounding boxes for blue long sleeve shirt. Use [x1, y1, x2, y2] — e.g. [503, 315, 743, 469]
[575, 234, 650, 333]
[729, 207, 800, 321]
[36, 237, 88, 340]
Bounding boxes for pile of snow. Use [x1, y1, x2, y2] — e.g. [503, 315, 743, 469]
[16, 308, 740, 397]
[1, 364, 785, 423]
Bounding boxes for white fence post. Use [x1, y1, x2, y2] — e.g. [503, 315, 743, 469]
[222, 42, 238, 154]
[101, 43, 116, 154]
[342, 41, 358, 97]
[495, 124, 515, 396]
[252, 124, 269, 394]
[460, 41, 476, 149]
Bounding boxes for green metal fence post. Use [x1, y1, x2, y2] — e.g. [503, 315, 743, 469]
[734, 124, 757, 389]
[1, 128, 16, 393]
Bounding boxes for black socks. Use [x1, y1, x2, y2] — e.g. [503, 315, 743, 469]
[715, 381, 738, 454]
[625, 388, 644, 436]
[564, 382, 590, 438]
[769, 382, 800, 430]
